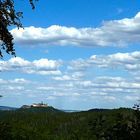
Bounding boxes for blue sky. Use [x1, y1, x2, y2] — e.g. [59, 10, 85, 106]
[0, 0, 140, 110]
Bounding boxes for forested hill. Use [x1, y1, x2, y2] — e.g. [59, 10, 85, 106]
[0, 107, 140, 140]
[17, 106, 62, 113]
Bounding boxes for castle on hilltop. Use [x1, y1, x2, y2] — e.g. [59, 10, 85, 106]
[31, 101, 48, 107]
[21, 101, 48, 109]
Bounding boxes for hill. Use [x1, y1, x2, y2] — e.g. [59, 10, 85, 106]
[18, 106, 62, 113]
[0, 106, 17, 111]
[0, 107, 139, 139]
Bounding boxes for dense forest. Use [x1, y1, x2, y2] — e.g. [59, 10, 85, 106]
[0, 107, 140, 140]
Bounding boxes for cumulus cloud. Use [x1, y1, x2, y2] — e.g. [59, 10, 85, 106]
[52, 75, 73, 81]
[0, 79, 7, 84]
[10, 78, 30, 84]
[52, 72, 84, 81]
[70, 51, 140, 74]
[0, 78, 31, 85]
[65, 77, 140, 95]
[0, 78, 29, 96]
[33, 75, 140, 106]
[1, 50, 140, 108]
[0, 78, 29, 84]
[91, 51, 140, 73]
[11, 12, 140, 47]
[44, 51, 140, 104]
[7, 86, 24, 91]
[125, 95, 140, 101]
[0, 57, 62, 75]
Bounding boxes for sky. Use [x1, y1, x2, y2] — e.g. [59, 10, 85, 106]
[0, 0, 140, 110]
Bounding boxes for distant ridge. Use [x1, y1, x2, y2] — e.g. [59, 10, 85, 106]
[62, 110, 82, 112]
[87, 108, 110, 112]
[0, 106, 17, 111]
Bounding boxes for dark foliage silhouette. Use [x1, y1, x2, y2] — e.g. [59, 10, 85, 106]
[0, 0, 38, 58]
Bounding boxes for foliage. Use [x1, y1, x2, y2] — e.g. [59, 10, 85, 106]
[0, 122, 12, 140]
[0, 108, 140, 140]
[0, 0, 38, 58]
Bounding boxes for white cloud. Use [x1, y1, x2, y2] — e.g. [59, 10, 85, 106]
[1, 50, 140, 108]
[46, 96, 56, 100]
[0, 78, 30, 94]
[70, 51, 140, 74]
[0, 78, 29, 84]
[11, 12, 140, 47]
[103, 96, 116, 101]
[33, 59, 60, 70]
[76, 80, 93, 87]
[96, 79, 140, 89]
[7, 86, 24, 90]
[91, 51, 140, 73]
[0, 79, 7, 84]
[1, 75, 140, 108]
[53, 75, 73, 81]
[0, 57, 62, 75]
[9, 57, 30, 67]
[10, 78, 30, 84]
[125, 95, 140, 101]
[37, 86, 55, 90]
